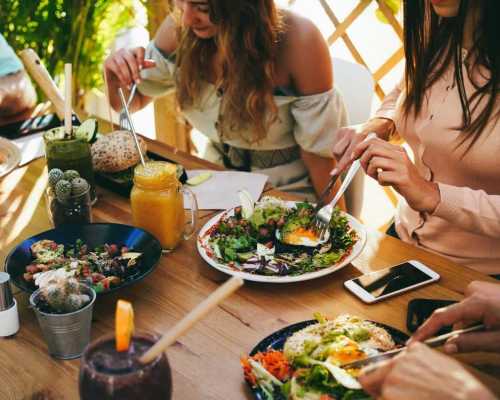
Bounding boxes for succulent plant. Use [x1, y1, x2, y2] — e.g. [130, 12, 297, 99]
[39, 277, 91, 313]
[63, 169, 80, 181]
[48, 168, 64, 188]
[55, 179, 72, 202]
[71, 177, 89, 196]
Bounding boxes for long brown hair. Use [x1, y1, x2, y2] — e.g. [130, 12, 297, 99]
[174, 0, 284, 142]
[403, 0, 499, 152]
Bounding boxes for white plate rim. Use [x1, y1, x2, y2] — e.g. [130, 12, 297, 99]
[0, 137, 21, 178]
[197, 201, 367, 283]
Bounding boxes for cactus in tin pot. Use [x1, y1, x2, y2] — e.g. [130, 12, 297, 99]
[46, 168, 92, 227]
[30, 274, 96, 359]
[38, 277, 90, 314]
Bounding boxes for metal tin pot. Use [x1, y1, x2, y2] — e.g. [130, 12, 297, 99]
[30, 284, 96, 359]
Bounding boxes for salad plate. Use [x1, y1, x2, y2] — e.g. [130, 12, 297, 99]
[5, 223, 162, 295]
[197, 197, 367, 283]
[242, 315, 408, 400]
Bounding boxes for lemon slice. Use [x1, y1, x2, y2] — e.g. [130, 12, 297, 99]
[238, 189, 254, 219]
[115, 299, 134, 352]
[186, 172, 212, 186]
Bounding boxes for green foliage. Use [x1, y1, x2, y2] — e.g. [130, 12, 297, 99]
[0, 0, 140, 104]
[375, 0, 402, 24]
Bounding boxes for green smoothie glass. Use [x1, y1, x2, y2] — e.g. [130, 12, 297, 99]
[44, 129, 97, 202]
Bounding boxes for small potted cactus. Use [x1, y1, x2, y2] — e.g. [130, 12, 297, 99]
[46, 168, 92, 227]
[29, 276, 96, 359]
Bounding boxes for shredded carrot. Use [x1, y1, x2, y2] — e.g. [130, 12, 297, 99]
[320, 395, 335, 400]
[241, 350, 293, 386]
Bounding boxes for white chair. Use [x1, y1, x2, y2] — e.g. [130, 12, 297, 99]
[332, 57, 374, 218]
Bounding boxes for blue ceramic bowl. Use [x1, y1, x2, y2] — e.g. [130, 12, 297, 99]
[5, 223, 162, 295]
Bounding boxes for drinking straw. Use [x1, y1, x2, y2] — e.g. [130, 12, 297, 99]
[64, 63, 72, 139]
[117, 88, 146, 167]
[139, 276, 244, 364]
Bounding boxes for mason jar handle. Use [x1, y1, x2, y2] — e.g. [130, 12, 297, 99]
[181, 186, 198, 240]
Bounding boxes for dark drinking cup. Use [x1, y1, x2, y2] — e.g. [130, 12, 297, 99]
[79, 333, 172, 400]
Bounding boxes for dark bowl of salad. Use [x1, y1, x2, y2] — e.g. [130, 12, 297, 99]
[5, 223, 162, 295]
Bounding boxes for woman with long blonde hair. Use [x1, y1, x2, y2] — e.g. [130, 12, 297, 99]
[104, 0, 348, 203]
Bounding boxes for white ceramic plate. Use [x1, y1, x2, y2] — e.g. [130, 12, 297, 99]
[0, 137, 21, 178]
[197, 201, 367, 283]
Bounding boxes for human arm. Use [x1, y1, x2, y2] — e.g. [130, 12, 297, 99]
[0, 70, 37, 120]
[359, 342, 497, 400]
[103, 15, 178, 113]
[410, 281, 500, 353]
[285, 15, 344, 206]
[350, 131, 500, 230]
[300, 150, 345, 210]
[330, 83, 401, 174]
[350, 136, 441, 213]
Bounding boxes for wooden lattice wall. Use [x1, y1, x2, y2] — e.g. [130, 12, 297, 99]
[291, 0, 404, 101]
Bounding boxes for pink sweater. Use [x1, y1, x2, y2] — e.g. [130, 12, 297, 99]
[375, 62, 500, 275]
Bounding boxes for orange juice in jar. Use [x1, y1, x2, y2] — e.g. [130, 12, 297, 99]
[131, 161, 198, 250]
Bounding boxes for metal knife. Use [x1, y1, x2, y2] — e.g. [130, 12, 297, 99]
[340, 324, 485, 370]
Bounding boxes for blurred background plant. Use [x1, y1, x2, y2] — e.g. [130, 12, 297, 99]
[0, 0, 142, 108]
[375, 0, 401, 23]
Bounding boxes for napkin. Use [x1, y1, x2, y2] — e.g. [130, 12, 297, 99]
[185, 170, 268, 210]
[12, 132, 45, 166]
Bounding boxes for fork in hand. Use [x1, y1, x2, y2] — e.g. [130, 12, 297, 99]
[313, 132, 377, 239]
[118, 83, 137, 130]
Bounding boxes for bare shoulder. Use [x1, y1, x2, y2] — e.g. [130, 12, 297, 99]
[281, 11, 333, 95]
[154, 15, 179, 55]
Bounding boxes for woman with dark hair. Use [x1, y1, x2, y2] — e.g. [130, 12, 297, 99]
[104, 0, 348, 204]
[333, 0, 500, 275]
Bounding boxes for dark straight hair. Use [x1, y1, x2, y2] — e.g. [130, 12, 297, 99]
[403, 0, 499, 153]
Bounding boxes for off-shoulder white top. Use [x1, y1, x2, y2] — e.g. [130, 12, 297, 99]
[138, 42, 348, 199]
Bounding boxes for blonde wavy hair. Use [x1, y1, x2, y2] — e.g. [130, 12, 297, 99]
[174, 0, 284, 142]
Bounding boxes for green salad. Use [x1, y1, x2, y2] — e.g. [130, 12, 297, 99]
[200, 197, 358, 276]
[242, 314, 398, 400]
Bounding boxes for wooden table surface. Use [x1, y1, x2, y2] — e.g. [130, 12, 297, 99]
[1, 138, 499, 400]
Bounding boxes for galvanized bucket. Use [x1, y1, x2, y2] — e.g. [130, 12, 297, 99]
[29, 284, 96, 360]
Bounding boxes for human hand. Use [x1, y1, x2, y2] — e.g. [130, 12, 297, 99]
[359, 342, 496, 400]
[410, 281, 500, 353]
[331, 117, 394, 174]
[104, 47, 156, 88]
[351, 136, 440, 213]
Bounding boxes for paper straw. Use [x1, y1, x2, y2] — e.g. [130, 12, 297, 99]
[139, 276, 244, 364]
[64, 63, 72, 138]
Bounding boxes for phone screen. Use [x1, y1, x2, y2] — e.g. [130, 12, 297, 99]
[352, 262, 434, 299]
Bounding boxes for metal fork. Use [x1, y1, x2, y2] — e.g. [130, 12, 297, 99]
[313, 159, 362, 239]
[313, 132, 377, 239]
[119, 83, 137, 130]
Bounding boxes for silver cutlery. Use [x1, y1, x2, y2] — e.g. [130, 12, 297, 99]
[313, 133, 376, 239]
[119, 83, 137, 131]
[340, 324, 485, 370]
[117, 87, 146, 167]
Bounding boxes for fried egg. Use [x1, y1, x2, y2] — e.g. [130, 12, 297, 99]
[283, 227, 321, 246]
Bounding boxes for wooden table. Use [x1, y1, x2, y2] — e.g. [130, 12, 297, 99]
[1, 138, 499, 400]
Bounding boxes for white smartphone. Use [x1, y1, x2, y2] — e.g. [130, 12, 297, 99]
[344, 260, 440, 304]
